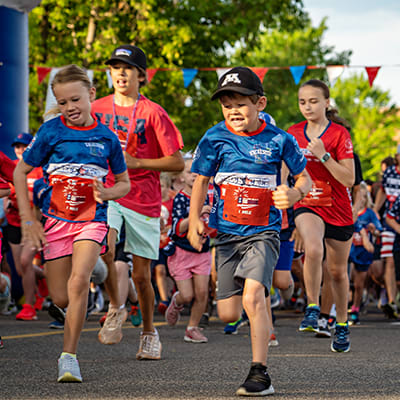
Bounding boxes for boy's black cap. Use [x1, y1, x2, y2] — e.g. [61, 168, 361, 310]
[211, 67, 264, 100]
[105, 45, 147, 71]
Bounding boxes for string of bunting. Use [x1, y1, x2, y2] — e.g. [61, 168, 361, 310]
[34, 64, 390, 88]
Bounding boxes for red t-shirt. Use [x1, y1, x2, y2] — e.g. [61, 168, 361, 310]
[0, 151, 15, 190]
[92, 95, 184, 217]
[287, 120, 354, 226]
[6, 160, 43, 227]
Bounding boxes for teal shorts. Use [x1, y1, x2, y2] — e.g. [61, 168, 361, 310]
[107, 201, 160, 260]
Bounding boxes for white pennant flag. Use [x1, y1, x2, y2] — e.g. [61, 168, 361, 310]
[216, 68, 231, 80]
[326, 66, 345, 86]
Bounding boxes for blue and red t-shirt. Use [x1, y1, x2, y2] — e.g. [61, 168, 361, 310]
[287, 120, 354, 227]
[23, 115, 126, 223]
[191, 119, 306, 236]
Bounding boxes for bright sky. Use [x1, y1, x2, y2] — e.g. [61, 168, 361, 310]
[303, 0, 400, 106]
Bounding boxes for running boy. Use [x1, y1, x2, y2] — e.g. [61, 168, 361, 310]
[188, 67, 311, 396]
[92, 44, 184, 359]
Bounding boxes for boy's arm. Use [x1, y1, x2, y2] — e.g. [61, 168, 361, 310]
[272, 168, 312, 210]
[188, 174, 210, 252]
[360, 228, 374, 253]
[124, 150, 184, 172]
[386, 215, 400, 234]
[14, 160, 47, 250]
[372, 187, 386, 217]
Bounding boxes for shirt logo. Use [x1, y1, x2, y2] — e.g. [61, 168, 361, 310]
[221, 73, 241, 87]
[249, 144, 271, 164]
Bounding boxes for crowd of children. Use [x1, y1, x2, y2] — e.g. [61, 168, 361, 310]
[1, 48, 400, 397]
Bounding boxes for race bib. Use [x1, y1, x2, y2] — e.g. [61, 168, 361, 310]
[299, 180, 332, 207]
[281, 209, 289, 230]
[221, 184, 272, 226]
[352, 231, 364, 246]
[48, 175, 96, 221]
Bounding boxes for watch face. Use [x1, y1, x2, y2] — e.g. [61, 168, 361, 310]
[322, 153, 330, 162]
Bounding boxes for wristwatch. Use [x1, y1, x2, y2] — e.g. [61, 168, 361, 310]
[320, 152, 331, 163]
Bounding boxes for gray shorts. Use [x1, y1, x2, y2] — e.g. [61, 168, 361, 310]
[214, 230, 280, 300]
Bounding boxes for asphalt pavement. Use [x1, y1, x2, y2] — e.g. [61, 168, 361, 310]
[1, 305, 400, 399]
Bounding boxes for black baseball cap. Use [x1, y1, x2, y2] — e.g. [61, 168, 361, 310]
[12, 132, 33, 147]
[105, 45, 147, 71]
[211, 67, 264, 100]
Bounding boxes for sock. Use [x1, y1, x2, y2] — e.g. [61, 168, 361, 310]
[351, 305, 360, 313]
[119, 304, 125, 310]
[336, 322, 348, 327]
[308, 303, 319, 308]
[61, 352, 76, 359]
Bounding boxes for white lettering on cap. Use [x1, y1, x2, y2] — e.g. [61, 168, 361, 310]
[115, 49, 132, 57]
[221, 73, 241, 87]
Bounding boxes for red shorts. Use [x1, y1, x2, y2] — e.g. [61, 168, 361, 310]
[43, 217, 108, 261]
[167, 246, 211, 281]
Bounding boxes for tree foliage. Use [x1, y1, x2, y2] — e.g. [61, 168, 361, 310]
[28, 0, 307, 146]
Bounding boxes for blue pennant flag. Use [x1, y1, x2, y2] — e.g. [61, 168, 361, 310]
[290, 65, 306, 85]
[183, 68, 198, 88]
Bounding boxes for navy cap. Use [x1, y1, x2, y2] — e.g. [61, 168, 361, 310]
[211, 67, 264, 100]
[12, 133, 34, 147]
[105, 45, 147, 71]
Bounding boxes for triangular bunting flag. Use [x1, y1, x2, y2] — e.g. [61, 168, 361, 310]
[326, 66, 345, 86]
[250, 67, 269, 83]
[290, 65, 306, 85]
[147, 69, 158, 84]
[37, 67, 51, 84]
[182, 68, 198, 88]
[106, 70, 113, 88]
[216, 68, 231, 80]
[365, 66, 381, 87]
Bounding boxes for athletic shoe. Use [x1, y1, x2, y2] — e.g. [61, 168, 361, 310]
[93, 285, 104, 313]
[16, 304, 38, 321]
[299, 305, 320, 332]
[199, 313, 209, 328]
[157, 300, 169, 315]
[294, 297, 305, 313]
[236, 363, 274, 396]
[184, 326, 208, 343]
[34, 294, 45, 311]
[268, 332, 279, 347]
[270, 289, 280, 309]
[129, 305, 142, 327]
[57, 354, 82, 383]
[331, 323, 351, 353]
[98, 307, 127, 344]
[224, 318, 243, 335]
[0, 336, 3, 349]
[48, 303, 66, 324]
[165, 292, 183, 326]
[349, 311, 360, 326]
[99, 313, 107, 327]
[316, 317, 331, 338]
[49, 320, 64, 329]
[382, 302, 399, 319]
[136, 329, 162, 360]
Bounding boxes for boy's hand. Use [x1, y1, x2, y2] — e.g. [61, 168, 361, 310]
[201, 205, 212, 215]
[273, 185, 300, 209]
[290, 228, 304, 253]
[188, 218, 207, 252]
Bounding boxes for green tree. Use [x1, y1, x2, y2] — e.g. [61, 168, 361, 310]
[331, 74, 400, 180]
[28, 0, 308, 148]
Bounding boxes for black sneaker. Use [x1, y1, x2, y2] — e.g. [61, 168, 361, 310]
[48, 303, 66, 324]
[331, 323, 350, 353]
[199, 313, 209, 328]
[236, 363, 274, 396]
[382, 302, 399, 319]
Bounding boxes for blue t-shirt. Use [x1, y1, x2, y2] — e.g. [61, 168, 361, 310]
[191, 120, 306, 236]
[349, 207, 382, 265]
[23, 116, 127, 223]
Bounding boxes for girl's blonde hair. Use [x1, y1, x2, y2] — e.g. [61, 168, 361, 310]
[359, 181, 373, 208]
[44, 64, 92, 119]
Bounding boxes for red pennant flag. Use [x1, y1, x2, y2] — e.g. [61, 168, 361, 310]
[365, 66, 381, 87]
[37, 67, 52, 84]
[250, 67, 269, 83]
[147, 68, 158, 83]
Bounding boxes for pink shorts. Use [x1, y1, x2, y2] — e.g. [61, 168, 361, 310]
[43, 217, 108, 261]
[167, 246, 211, 281]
